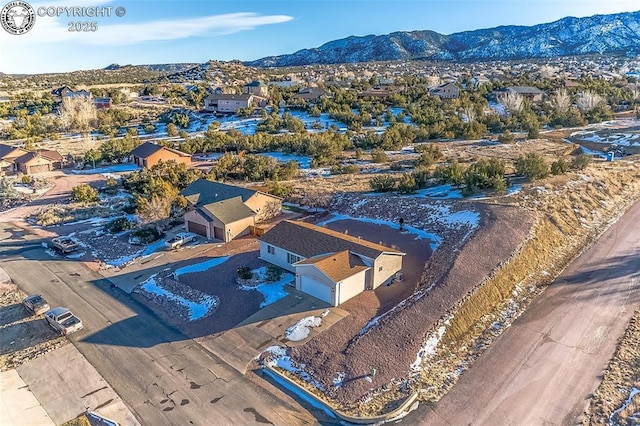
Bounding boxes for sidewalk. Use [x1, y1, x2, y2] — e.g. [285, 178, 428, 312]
[1, 344, 140, 426]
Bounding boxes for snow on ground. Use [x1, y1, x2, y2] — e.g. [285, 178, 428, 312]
[317, 213, 443, 250]
[611, 387, 640, 423]
[332, 372, 346, 388]
[173, 256, 231, 278]
[411, 326, 446, 372]
[285, 316, 322, 341]
[580, 145, 609, 159]
[569, 130, 640, 146]
[239, 266, 294, 307]
[264, 346, 329, 396]
[488, 101, 507, 116]
[140, 274, 217, 321]
[71, 164, 140, 174]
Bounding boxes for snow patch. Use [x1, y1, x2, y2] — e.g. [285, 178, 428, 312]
[285, 316, 322, 341]
[173, 256, 231, 278]
[140, 274, 217, 321]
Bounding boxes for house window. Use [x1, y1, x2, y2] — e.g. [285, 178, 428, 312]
[267, 245, 275, 255]
[287, 253, 302, 264]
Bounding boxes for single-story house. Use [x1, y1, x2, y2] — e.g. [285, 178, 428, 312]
[204, 93, 256, 113]
[14, 149, 64, 174]
[494, 86, 544, 102]
[180, 179, 282, 242]
[293, 87, 327, 103]
[129, 142, 191, 169]
[258, 220, 405, 306]
[430, 82, 460, 99]
[357, 86, 400, 98]
[0, 143, 29, 175]
[93, 97, 112, 109]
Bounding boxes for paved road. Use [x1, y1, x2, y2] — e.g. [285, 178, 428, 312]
[416, 201, 640, 425]
[0, 223, 322, 426]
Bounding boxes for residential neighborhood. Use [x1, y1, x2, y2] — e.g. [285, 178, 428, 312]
[1, 4, 640, 426]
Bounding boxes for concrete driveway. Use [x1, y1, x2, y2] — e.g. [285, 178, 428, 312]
[198, 288, 349, 374]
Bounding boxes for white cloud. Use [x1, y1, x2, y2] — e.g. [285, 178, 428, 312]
[1, 11, 293, 45]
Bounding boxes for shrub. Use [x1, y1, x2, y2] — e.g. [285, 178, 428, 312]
[237, 266, 253, 280]
[498, 130, 515, 144]
[369, 174, 396, 192]
[104, 176, 119, 195]
[71, 183, 99, 204]
[343, 164, 360, 174]
[107, 217, 133, 233]
[265, 265, 283, 282]
[267, 181, 293, 198]
[551, 159, 570, 175]
[371, 148, 389, 163]
[389, 162, 403, 171]
[572, 154, 592, 170]
[20, 175, 33, 185]
[397, 173, 416, 194]
[515, 153, 549, 182]
[132, 228, 162, 244]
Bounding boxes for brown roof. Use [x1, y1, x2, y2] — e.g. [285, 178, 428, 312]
[14, 149, 63, 164]
[0, 143, 28, 160]
[295, 250, 369, 282]
[259, 220, 404, 259]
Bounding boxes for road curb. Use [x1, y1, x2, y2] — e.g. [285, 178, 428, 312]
[263, 364, 418, 424]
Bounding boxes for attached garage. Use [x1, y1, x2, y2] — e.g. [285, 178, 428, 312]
[187, 221, 207, 237]
[299, 275, 334, 305]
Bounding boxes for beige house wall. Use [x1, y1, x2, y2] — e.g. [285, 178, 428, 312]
[371, 253, 404, 289]
[244, 192, 282, 221]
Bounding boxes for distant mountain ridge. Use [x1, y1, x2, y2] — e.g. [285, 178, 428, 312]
[247, 10, 640, 67]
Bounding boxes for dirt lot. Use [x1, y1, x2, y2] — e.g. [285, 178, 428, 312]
[0, 283, 67, 371]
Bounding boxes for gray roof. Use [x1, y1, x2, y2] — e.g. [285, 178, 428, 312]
[206, 93, 253, 101]
[505, 86, 544, 95]
[130, 142, 190, 159]
[259, 220, 404, 259]
[181, 179, 259, 206]
[199, 196, 256, 224]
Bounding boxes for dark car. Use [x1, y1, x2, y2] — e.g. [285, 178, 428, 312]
[22, 294, 51, 315]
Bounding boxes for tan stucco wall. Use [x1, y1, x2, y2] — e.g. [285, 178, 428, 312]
[371, 253, 404, 289]
[245, 193, 282, 221]
[336, 269, 367, 305]
[146, 151, 191, 168]
[225, 216, 255, 242]
[184, 209, 211, 239]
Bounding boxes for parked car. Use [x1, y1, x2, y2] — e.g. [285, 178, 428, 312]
[51, 236, 79, 253]
[44, 307, 83, 335]
[22, 294, 50, 315]
[164, 232, 197, 249]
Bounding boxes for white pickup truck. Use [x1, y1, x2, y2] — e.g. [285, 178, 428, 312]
[164, 232, 197, 250]
[45, 307, 83, 335]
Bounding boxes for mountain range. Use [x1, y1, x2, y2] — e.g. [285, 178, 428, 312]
[247, 10, 640, 67]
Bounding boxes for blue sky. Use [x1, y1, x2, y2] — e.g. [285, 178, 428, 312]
[0, 0, 638, 74]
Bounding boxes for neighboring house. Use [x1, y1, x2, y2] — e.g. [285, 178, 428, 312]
[204, 93, 256, 113]
[93, 97, 112, 109]
[357, 86, 400, 98]
[471, 75, 491, 88]
[129, 142, 191, 168]
[495, 86, 544, 102]
[51, 86, 72, 98]
[430, 82, 460, 99]
[0, 143, 29, 175]
[293, 87, 326, 103]
[180, 179, 282, 242]
[242, 80, 268, 97]
[258, 220, 405, 306]
[62, 90, 91, 99]
[14, 149, 64, 174]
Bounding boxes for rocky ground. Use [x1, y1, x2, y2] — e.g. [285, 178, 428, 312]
[0, 283, 67, 371]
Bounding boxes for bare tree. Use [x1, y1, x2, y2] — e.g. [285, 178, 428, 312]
[576, 91, 604, 113]
[628, 84, 640, 103]
[550, 89, 571, 113]
[500, 91, 524, 115]
[59, 96, 97, 133]
[461, 104, 476, 123]
[539, 65, 559, 79]
[137, 194, 172, 229]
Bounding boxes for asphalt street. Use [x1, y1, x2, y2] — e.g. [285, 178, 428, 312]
[414, 200, 640, 425]
[0, 222, 322, 426]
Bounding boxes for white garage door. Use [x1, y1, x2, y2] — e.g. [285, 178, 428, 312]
[300, 276, 333, 305]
